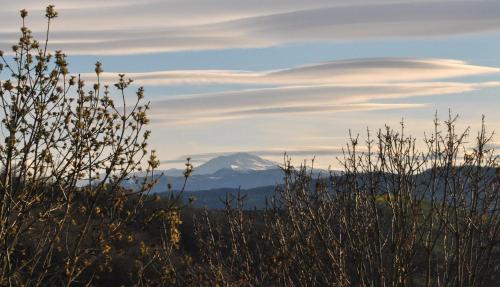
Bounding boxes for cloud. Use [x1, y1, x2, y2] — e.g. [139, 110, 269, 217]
[84, 58, 500, 86]
[96, 58, 499, 125]
[162, 146, 350, 165]
[2, 1, 500, 54]
[147, 81, 500, 125]
[160, 158, 206, 165]
[154, 103, 428, 125]
[56, 57, 500, 124]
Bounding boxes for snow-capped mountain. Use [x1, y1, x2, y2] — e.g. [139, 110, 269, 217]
[124, 154, 283, 192]
[122, 153, 331, 196]
[193, 153, 278, 175]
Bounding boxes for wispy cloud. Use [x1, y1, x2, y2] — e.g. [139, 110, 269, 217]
[148, 81, 500, 125]
[93, 58, 496, 125]
[162, 146, 351, 165]
[2, 1, 500, 54]
[85, 58, 500, 86]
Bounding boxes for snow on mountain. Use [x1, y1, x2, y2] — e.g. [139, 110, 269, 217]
[194, 153, 279, 175]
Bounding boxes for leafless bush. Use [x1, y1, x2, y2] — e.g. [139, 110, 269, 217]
[193, 115, 500, 287]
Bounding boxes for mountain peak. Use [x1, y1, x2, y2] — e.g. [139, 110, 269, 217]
[194, 153, 278, 175]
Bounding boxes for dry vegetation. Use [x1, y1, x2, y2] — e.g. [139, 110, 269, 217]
[0, 6, 498, 286]
[0, 6, 167, 286]
[191, 117, 500, 286]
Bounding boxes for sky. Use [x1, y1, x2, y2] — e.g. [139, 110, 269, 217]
[1, 0, 500, 169]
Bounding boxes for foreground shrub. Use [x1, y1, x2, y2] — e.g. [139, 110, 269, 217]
[193, 117, 500, 287]
[0, 7, 172, 286]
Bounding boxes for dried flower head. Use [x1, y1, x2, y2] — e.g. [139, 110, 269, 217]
[20, 9, 28, 18]
[45, 5, 58, 19]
